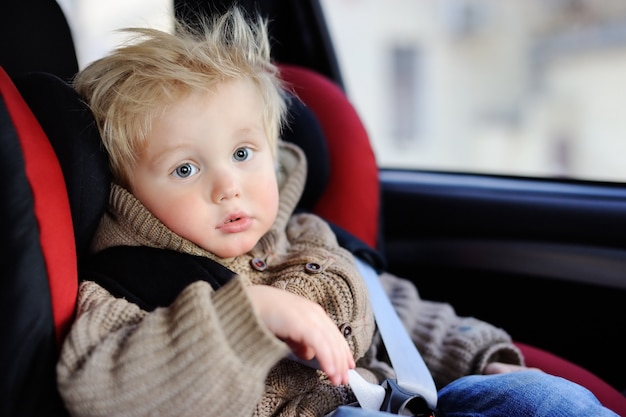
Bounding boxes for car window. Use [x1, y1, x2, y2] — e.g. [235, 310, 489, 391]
[320, 0, 626, 183]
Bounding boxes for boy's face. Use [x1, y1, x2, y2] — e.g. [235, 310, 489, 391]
[130, 78, 279, 258]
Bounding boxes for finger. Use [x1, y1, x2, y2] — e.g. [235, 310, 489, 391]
[316, 333, 353, 385]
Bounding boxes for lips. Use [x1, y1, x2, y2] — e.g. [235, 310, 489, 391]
[221, 211, 246, 225]
[217, 212, 253, 233]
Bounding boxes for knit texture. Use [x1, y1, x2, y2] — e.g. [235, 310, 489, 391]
[376, 271, 523, 389]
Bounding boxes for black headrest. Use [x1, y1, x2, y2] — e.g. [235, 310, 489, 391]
[282, 93, 330, 212]
[14, 72, 111, 262]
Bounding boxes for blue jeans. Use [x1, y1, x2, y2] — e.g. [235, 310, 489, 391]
[437, 370, 619, 417]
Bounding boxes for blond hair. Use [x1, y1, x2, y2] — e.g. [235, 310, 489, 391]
[74, 7, 287, 187]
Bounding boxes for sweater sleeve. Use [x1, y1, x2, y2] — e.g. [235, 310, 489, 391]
[378, 271, 524, 389]
[57, 278, 289, 417]
[267, 213, 375, 360]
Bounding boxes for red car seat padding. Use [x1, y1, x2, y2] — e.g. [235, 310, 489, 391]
[279, 64, 380, 249]
[0, 67, 77, 345]
[0, 66, 73, 415]
[517, 342, 626, 416]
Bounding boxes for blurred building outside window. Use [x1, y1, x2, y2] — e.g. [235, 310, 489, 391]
[321, 0, 626, 183]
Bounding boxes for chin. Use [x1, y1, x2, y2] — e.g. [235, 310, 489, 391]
[213, 243, 257, 259]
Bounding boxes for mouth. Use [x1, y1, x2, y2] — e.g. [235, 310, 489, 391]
[220, 211, 247, 226]
[223, 213, 248, 224]
[217, 212, 253, 233]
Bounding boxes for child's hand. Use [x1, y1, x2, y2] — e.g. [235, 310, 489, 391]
[246, 285, 355, 385]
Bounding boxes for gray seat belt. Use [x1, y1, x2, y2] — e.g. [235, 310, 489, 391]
[291, 257, 438, 414]
[351, 257, 438, 412]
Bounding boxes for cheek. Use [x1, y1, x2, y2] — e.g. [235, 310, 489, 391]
[156, 204, 188, 233]
[256, 174, 280, 219]
[150, 201, 189, 234]
[143, 193, 199, 237]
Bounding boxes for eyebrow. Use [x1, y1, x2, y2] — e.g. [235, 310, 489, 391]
[144, 142, 192, 169]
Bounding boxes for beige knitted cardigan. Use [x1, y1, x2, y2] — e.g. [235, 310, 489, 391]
[57, 142, 376, 417]
[57, 141, 523, 417]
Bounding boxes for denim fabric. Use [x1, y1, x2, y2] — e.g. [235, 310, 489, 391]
[437, 371, 619, 417]
[329, 371, 619, 417]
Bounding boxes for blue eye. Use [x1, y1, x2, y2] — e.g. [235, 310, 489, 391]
[172, 163, 199, 178]
[233, 147, 253, 162]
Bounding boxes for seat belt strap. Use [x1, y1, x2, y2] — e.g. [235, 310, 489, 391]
[289, 257, 438, 414]
[354, 257, 438, 411]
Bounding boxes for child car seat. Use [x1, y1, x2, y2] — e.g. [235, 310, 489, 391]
[0, 66, 74, 417]
[0, 3, 109, 415]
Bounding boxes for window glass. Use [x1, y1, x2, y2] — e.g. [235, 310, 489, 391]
[56, 0, 173, 69]
[320, 0, 626, 183]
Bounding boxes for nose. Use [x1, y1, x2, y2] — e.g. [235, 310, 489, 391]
[210, 169, 240, 203]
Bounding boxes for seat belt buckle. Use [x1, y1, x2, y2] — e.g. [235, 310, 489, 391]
[379, 379, 437, 417]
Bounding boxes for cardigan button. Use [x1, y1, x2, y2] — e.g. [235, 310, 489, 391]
[305, 262, 322, 273]
[250, 258, 267, 271]
[339, 323, 353, 338]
